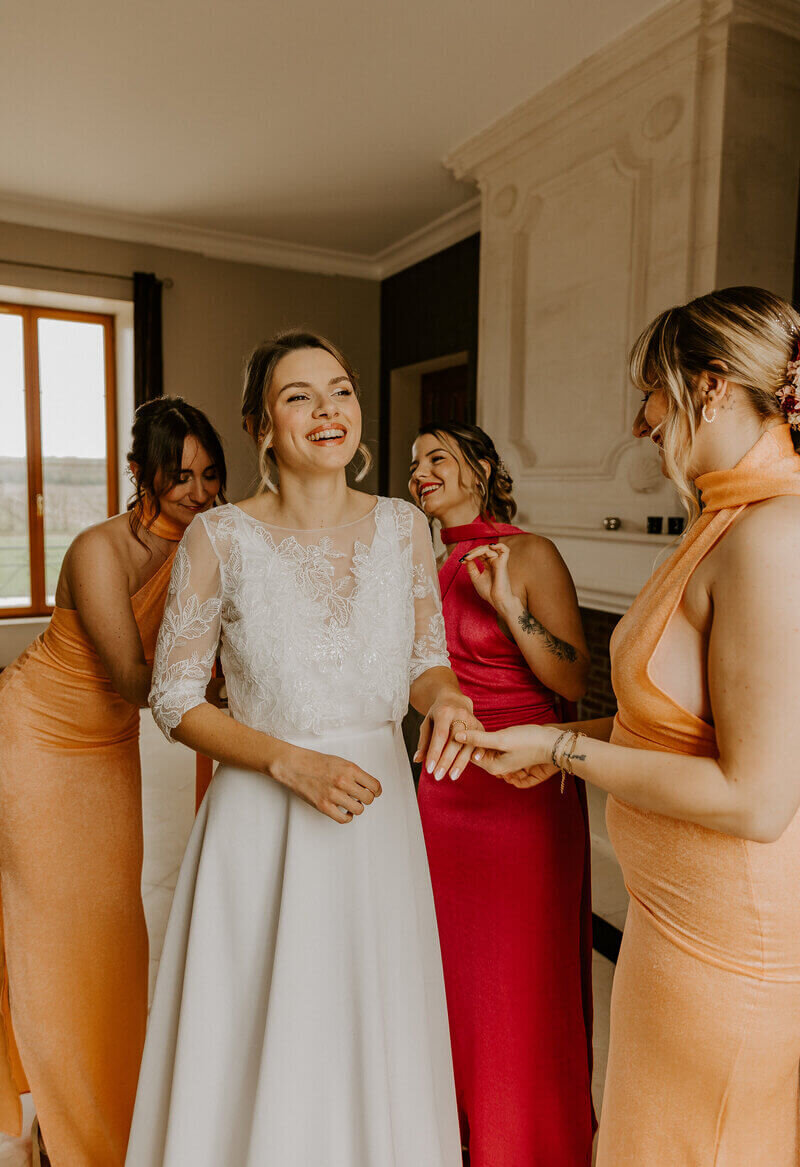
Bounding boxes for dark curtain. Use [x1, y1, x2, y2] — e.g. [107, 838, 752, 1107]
[133, 271, 164, 408]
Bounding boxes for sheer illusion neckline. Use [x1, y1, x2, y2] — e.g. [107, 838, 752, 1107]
[229, 498, 379, 533]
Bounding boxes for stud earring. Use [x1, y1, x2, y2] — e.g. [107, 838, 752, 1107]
[702, 403, 717, 423]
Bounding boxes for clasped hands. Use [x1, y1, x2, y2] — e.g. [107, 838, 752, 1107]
[414, 693, 484, 782]
[453, 723, 562, 789]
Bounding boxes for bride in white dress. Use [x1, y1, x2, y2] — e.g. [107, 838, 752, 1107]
[125, 330, 481, 1167]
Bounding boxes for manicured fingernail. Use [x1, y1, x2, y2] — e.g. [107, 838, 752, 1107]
[413, 751, 421, 762]
[474, 750, 483, 761]
[426, 759, 435, 773]
[434, 768, 445, 781]
[450, 768, 461, 781]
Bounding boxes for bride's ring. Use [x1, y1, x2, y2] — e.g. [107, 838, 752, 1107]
[451, 720, 468, 735]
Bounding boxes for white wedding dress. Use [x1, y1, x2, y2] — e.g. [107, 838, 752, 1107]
[125, 497, 462, 1167]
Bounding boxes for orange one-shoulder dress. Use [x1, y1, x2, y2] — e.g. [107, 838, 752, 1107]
[597, 425, 800, 1165]
[0, 545, 177, 1167]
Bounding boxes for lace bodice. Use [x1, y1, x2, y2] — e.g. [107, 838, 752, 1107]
[149, 497, 449, 740]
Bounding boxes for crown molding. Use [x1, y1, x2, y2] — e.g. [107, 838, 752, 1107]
[0, 193, 377, 279]
[0, 190, 481, 283]
[371, 197, 481, 278]
[445, 0, 718, 181]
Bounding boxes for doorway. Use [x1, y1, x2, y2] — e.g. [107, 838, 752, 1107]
[387, 351, 470, 500]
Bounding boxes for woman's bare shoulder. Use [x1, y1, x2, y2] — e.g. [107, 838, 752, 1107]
[723, 494, 800, 553]
[503, 531, 560, 564]
[709, 495, 800, 592]
[58, 514, 138, 601]
[63, 513, 129, 560]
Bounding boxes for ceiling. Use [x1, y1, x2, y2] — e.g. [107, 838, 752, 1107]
[1, 0, 666, 264]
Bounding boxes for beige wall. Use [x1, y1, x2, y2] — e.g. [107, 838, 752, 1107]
[0, 220, 381, 503]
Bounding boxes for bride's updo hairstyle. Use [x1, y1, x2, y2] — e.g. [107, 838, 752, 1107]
[241, 328, 373, 494]
[417, 421, 517, 524]
[127, 396, 227, 543]
[630, 286, 800, 525]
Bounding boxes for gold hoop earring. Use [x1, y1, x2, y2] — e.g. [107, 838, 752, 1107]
[353, 442, 373, 483]
[257, 442, 279, 495]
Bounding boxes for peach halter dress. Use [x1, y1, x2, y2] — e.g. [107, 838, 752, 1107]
[597, 425, 800, 1166]
[0, 518, 180, 1167]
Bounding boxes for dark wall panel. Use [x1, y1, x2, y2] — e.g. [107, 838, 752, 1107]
[379, 233, 480, 492]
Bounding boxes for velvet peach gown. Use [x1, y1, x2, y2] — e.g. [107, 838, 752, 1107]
[599, 425, 800, 1165]
[0, 519, 181, 1167]
[418, 517, 595, 1167]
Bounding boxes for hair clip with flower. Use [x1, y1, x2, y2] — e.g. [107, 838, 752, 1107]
[777, 340, 800, 430]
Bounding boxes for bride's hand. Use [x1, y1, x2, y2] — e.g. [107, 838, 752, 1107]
[453, 724, 559, 788]
[414, 693, 484, 781]
[271, 743, 382, 824]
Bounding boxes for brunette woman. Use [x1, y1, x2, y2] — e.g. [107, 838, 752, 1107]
[0, 397, 226, 1167]
[456, 287, 800, 1166]
[125, 331, 479, 1167]
[409, 423, 595, 1167]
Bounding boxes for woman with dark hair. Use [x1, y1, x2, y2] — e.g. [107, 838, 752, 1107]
[125, 330, 477, 1166]
[0, 396, 226, 1167]
[409, 422, 595, 1167]
[454, 287, 800, 1165]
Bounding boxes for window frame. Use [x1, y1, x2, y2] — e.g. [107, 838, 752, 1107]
[0, 301, 118, 619]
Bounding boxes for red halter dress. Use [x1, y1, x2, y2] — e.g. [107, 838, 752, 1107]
[417, 517, 595, 1167]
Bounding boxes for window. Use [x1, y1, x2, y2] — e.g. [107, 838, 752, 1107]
[0, 303, 117, 617]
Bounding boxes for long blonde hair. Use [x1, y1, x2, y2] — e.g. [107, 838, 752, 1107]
[241, 329, 372, 494]
[629, 286, 800, 526]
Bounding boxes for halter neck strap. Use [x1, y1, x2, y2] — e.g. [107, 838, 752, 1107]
[695, 425, 800, 512]
[132, 497, 188, 542]
[439, 514, 524, 545]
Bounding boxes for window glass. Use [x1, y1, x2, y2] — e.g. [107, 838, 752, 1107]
[0, 313, 31, 608]
[38, 317, 109, 602]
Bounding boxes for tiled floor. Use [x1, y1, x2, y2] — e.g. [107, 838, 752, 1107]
[2, 716, 622, 1163]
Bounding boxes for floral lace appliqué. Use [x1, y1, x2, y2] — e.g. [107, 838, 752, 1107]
[149, 498, 450, 740]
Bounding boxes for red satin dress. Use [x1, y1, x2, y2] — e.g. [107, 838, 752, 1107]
[418, 517, 595, 1167]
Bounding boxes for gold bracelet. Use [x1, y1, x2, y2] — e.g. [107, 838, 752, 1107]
[550, 729, 571, 768]
[554, 730, 576, 793]
[559, 731, 587, 792]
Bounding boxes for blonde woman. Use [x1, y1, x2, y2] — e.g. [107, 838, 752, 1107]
[125, 330, 479, 1166]
[455, 287, 800, 1165]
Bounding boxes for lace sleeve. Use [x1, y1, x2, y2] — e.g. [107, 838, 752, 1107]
[149, 514, 222, 741]
[408, 504, 450, 683]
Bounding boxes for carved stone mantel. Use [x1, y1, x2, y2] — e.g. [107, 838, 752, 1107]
[444, 0, 800, 613]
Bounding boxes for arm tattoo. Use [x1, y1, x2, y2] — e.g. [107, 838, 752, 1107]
[517, 608, 578, 662]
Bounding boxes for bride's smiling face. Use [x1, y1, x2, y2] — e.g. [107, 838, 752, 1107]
[266, 347, 362, 476]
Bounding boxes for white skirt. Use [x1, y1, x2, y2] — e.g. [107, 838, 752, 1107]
[126, 722, 461, 1167]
